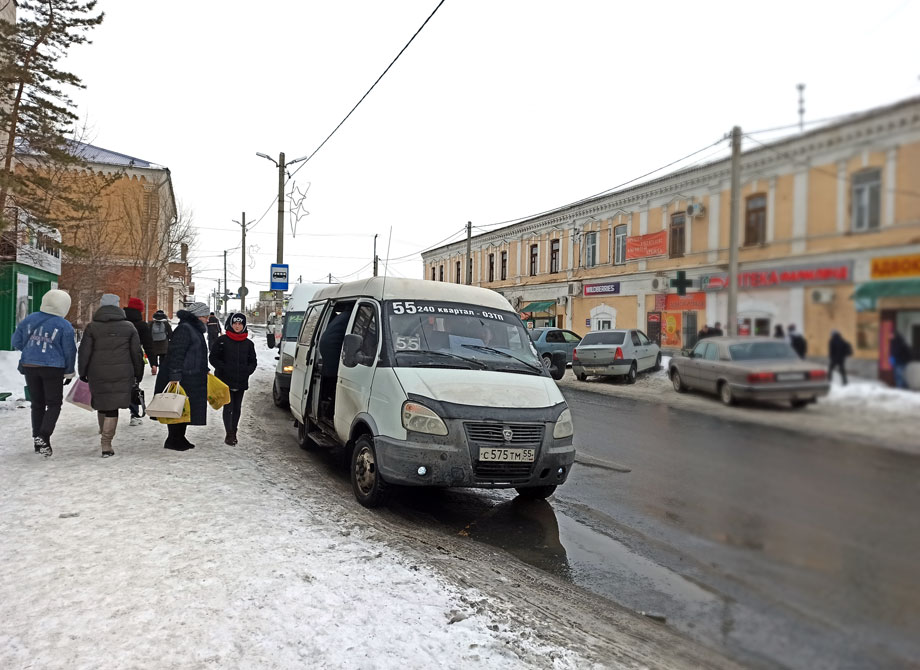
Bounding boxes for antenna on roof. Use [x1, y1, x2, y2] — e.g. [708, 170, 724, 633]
[380, 226, 393, 292]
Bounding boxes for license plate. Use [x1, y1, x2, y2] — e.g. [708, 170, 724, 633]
[479, 448, 535, 462]
[776, 372, 805, 381]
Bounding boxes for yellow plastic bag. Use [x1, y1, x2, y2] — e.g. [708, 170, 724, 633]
[158, 383, 191, 424]
[207, 373, 231, 410]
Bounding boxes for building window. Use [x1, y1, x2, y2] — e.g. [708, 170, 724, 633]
[455, 261, 461, 283]
[745, 195, 766, 246]
[614, 225, 627, 265]
[584, 231, 597, 267]
[529, 244, 539, 276]
[669, 213, 685, 258]
[468, 258, 472, 283]
[430, 267, 436, 281]
[500, 251, 508, 280]
[438, 265, 443, 282]
[488, 253, 495, 282]
[852, 169, 881, 232]
[550, 239, 560, 273]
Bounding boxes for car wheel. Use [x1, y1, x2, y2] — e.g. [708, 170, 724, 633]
[272, 379, 288, 408]
[625, 363, 637, 385]
[351, 434, 390, 508]
[790, 399, 810, 409]
[576, 373, 588, 382]
[515, 485, 557, 500]
[671, 369, 686, 393]
[720, 381, 735, 406]
[541, 354, 552, 370]
[653, 353, 662, 371]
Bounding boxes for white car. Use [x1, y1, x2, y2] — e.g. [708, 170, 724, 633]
[572, 329, 662, 384]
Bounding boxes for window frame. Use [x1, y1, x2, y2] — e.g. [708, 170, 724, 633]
[614, 225, 627, 265]
[349, 300, 380, 365]
[669, 212, 686, 259]
[744, 194, 767, 247]
[488, 253, 495, 283]
[438, 265, 444, 282]
[550, 239, 560, 273]
[529, 244, 539, 276]
[584, 231, 598, 267]
[851, 168, 881, 232]
[455, 261, 461, 283]
[500, 251, 508, 280]
[430, 267, 436, 281]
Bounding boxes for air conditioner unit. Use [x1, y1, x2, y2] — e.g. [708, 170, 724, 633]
[556, 296, 567, 306]
[811, 288, 835, 304]
[687, 203, 706, 217]
[567, 282, 582, 296]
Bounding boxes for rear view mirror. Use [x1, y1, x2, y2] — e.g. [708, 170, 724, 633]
[549, 351, 566, 380]
[342, 333, 362, 368]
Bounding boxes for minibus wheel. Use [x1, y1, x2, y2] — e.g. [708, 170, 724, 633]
[515, 485, 557, 500]
[351, 435, 390, 508]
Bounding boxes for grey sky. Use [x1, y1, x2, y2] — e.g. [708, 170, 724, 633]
[63, 0, 920, 307]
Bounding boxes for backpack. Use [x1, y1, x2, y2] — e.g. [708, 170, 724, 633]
[151, 320, 168, 342]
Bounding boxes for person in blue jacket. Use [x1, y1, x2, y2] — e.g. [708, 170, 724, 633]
[11, 289, 77, 457]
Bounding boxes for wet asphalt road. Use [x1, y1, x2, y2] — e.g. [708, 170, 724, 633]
[382, 387, 920, 669]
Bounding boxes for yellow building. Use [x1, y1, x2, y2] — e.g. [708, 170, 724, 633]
[422, 96, 920, 383]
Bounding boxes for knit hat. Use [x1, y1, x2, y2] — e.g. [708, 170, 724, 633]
[39, 289, 71, 317]
[127, 297, 145, 312]
[153, 309, 168, 320]
[186, 301, 210, 317]
[100, 293, 120, 308]
[225, 312, 247, 330]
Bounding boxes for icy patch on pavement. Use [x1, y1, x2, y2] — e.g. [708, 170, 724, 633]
[821, 379, 920, 414]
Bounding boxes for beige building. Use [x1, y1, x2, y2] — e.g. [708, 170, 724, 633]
[422, 96, 920, 383]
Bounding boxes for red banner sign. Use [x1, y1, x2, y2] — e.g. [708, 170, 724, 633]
[702, 262, 852, 291]
[626, 230, 668, 260]
[664, 292, 706, 311]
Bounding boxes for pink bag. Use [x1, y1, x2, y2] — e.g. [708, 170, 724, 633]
[65, 379, 93, 411]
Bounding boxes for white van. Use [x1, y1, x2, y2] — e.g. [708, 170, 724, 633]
[272, 283, 328, 407]
[289, 277, 575, 507]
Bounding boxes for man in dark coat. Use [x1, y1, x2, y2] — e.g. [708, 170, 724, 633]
[788, 324, 807, 359]
[148, 309, 173, 368]
[125, 297, 155, 425]
[209, 313, 257, 445]
[155, 301, 211, 451]
[890, 331, 912, 389]
[78, 294, 145, 457]
[206, 312, 222, 351]
[827, 330, 853, 386]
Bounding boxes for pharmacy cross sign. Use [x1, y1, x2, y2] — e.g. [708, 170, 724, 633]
[669, 271, 693, 296]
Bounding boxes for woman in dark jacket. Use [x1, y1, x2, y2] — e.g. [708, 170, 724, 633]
[209, 313, 257, 445]
[78, 293, 145, 457]
[155, 302, 211, 451]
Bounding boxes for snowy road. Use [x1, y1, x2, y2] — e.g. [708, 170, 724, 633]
[0, 337, 730, 670]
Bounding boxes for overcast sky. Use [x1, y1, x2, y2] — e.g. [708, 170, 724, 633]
[62, 0, 920, 308]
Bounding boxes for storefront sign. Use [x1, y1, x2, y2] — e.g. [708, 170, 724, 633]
[654, 293, 667, 311]
[583, 281, 620, 296]
[661, 312, 682, 347]
[664, 292, 706, 311]
[702, 262, 853, 291]
[626, 230, 668, 260]
[871, 254, 920, 279]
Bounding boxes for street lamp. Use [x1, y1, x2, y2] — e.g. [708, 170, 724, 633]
[256, 151, 308, 266]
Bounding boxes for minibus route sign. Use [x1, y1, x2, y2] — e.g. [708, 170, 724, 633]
[388, 300, 508, 321]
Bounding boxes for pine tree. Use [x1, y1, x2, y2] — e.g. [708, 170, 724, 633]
[0, 1, 104, 233]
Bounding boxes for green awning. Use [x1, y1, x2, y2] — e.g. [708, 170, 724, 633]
[851, 279, 920, 310]
[520, 300, 556, 314]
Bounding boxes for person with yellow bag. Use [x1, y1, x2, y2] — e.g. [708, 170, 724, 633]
[209, 313, 257, 445]
[155, 302, 211, 451]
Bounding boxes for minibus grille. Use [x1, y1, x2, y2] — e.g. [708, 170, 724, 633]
[464, 423, 544, 446]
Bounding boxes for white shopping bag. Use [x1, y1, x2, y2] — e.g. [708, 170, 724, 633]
[145, 382, 187, 419]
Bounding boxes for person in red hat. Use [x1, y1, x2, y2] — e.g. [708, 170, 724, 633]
[124, 297, 156, 425]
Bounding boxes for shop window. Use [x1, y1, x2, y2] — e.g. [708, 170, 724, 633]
[670, 213, 685, 258]
[550, 239, 560, 273]
[530, 244, 538, 276]
[614, 225, 627, 265]
[754, 318, 770, 336]
[852, 169, 881, 232]
[745, 195, 767, 246]
[682, 310, 697, 347]
[500, 251, 507, 280]
[584, 232, 598, 267]
[455, 261, 461, 283]
[488, 254, 495, 282]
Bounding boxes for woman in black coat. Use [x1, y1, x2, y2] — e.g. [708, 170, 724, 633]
[155, 302, 211, 451]
[209, 312, 257, 445]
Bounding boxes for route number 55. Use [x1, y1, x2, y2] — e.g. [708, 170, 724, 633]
[392, 301, 417, 314]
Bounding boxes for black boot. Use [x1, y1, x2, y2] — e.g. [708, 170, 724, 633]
[165, 424, 190, 451]
[224, 431, 234, 446]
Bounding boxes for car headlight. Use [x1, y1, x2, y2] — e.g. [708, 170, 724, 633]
[281, 353, 294, 374]
[553, 408, 574, 439]
[401, 401, 448, 436]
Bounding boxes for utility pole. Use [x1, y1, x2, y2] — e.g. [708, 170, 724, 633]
[217, 278, 222, 314]
[239, 212, 247, 313]
[465, 221, 472, 284]
[223, 251, 227, 314]
[373, 234, 379, 277]
[328, 273, 332, 284]
[276, 152, 285, 264]
[797, 83, 805, 133]
[727, 126, 742, 336]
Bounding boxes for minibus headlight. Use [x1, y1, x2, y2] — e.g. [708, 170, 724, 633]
[553, 408, 573, 439]
[401, 402, 448, 436]
[281, 353, 294, 374]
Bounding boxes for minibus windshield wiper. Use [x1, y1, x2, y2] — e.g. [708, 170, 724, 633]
[395, 349, 488, 369]
[460, 344, 543, 373]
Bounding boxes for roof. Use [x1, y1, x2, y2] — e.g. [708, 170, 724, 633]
[68, 141, 163, 169]
[311, 277, 513, 311]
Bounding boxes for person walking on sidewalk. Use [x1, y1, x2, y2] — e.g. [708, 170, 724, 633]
[11, 289, 77, 457]
[124, 297, 155, 425]
[788, 324, 808, 359]
[827, 330, 853, 386]
[78, 294, 144, 458]
[148, 309, 173, 371]
[155, 302, 210, 451]
[209, 312, 257, 445]
[206, 312, 222, 351]
[890, 331, 912, 389]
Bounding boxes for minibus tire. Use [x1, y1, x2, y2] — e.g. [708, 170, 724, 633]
[351, 435, 390, 508]
[272, 379, 289, 408]
[515, 485, 557, 500]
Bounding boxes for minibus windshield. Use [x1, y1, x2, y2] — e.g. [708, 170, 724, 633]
[386, 300, 542, 374]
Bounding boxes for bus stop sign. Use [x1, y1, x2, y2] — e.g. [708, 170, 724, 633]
[270, 264, 289, 291]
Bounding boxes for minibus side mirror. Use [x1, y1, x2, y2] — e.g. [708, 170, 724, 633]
[550, 351, 566, 380]
[342, 333, 362, 368]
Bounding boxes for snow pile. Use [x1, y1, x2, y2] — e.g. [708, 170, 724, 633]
[821, 379, 920, 414]
[0, 350, 23, 394]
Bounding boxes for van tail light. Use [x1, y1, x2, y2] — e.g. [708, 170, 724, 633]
[614, 347, 624, 360]
[746, 371, 776, 383]
[572, 348, 579, 362]
[808, 370, 827, 380]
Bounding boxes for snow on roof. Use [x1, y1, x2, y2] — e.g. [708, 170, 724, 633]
[68, 141, 164, 169]
[312, 277, 513, 311]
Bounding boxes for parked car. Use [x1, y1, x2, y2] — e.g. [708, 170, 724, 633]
[529, 327, 582, 379]
[667, 336, 830, 408]
[572, 329, 661, 384]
